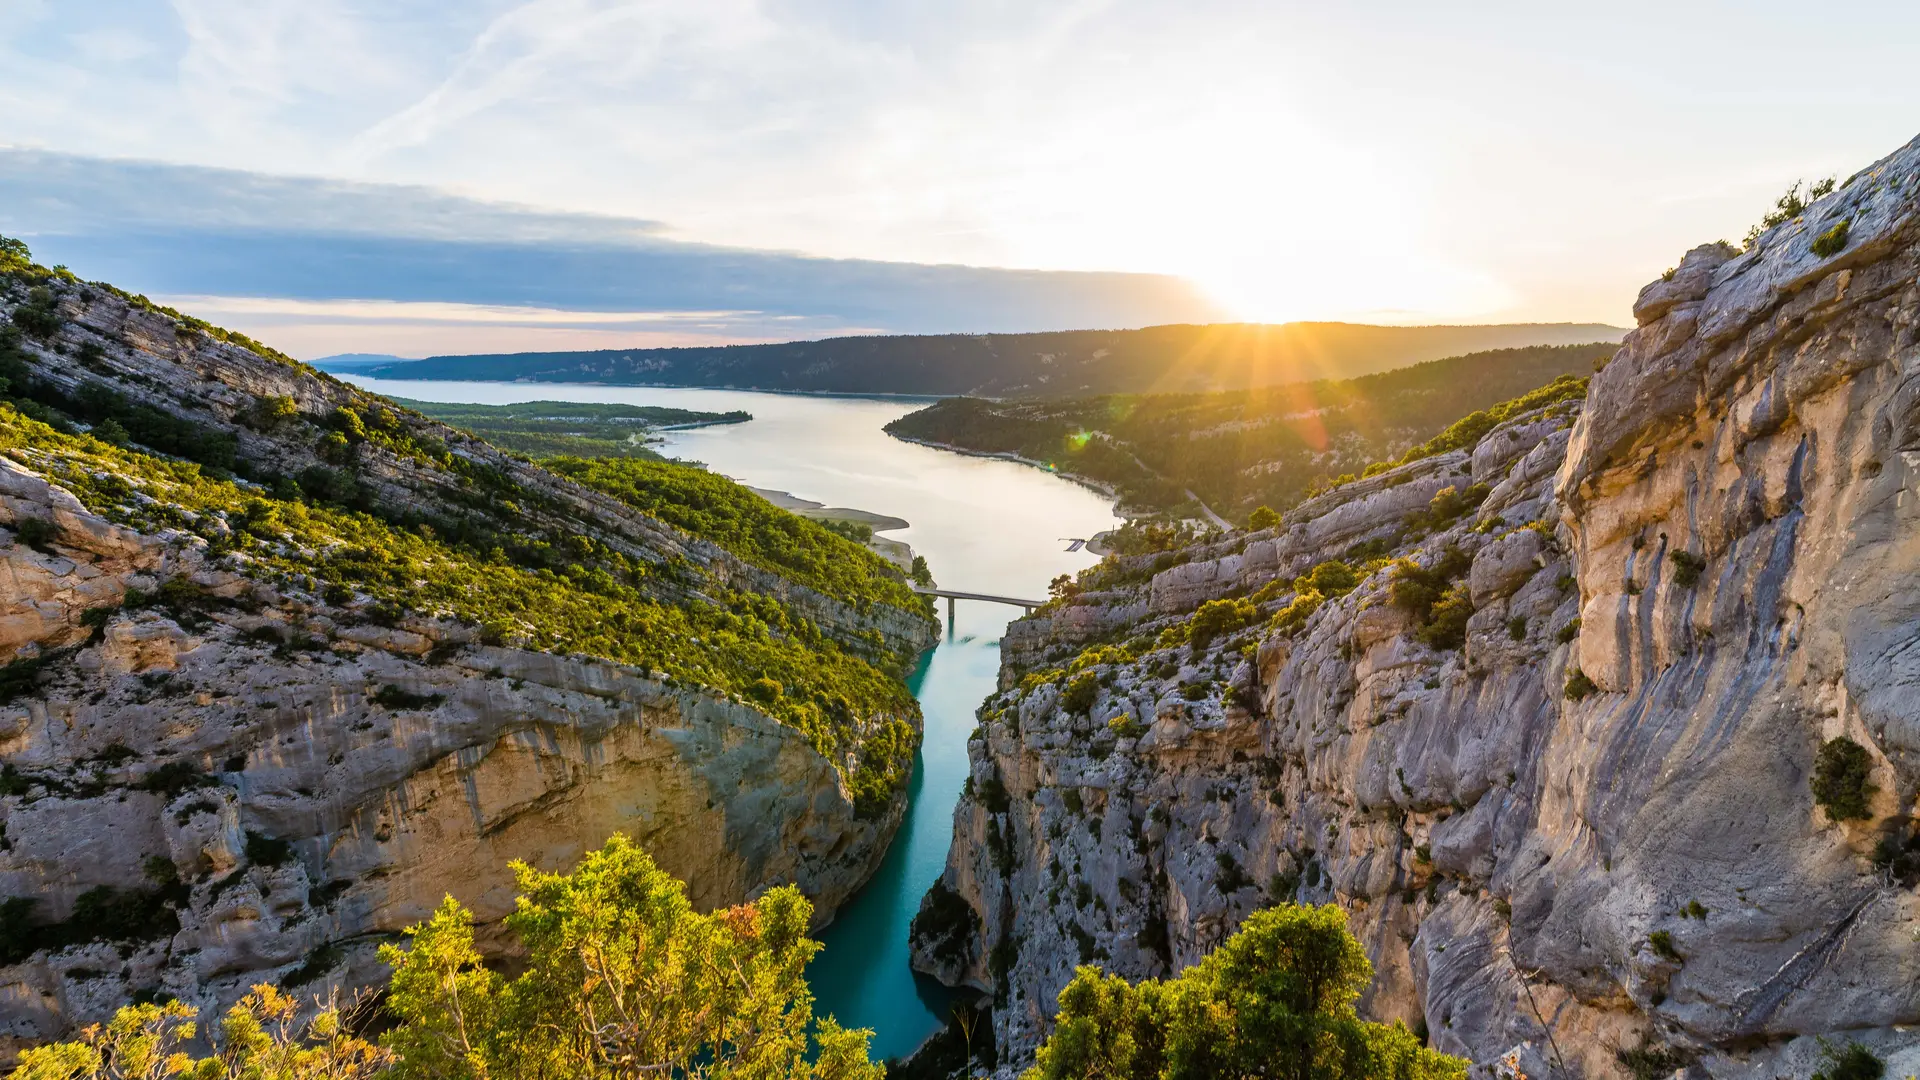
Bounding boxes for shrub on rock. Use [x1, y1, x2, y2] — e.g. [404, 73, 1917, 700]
[1026, 903, 1466, 1080]
[1811, 736, 1875, 822]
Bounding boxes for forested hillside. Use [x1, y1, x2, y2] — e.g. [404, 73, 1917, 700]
[355, 321, 1623, 397]
[0, 235, 937, 1043]
[885, 342, 1613, 521]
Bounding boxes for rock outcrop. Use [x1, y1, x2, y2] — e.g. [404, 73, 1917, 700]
[0, 268, 935, 1054]
[916, 135, 1920, 1078]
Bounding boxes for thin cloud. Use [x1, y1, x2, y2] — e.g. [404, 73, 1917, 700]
[147, 294, 878, 357]
[0, 148, 668, 242]
[0, 150, 1223, 356]
[7, 2, 1920, 328]
[350, 0, 736, 162]
[159, 295, 761, 326]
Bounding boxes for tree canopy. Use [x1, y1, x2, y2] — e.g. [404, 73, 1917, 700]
[1025, 904, 1466, 1080]
[380, 834, 880, 1080]
[10, 854, 1460, 1080]
[9, 836, 879, 1080]
[8, 984, 390, 1080]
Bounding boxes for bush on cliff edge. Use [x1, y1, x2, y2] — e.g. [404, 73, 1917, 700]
[11, 836, 883, 1080]
[1025, 903, 1466, 1080]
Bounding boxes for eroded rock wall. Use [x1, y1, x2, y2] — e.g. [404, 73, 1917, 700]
[0, 271, 938, 1055]
[918, 135, 1920, 1078]
[0, 456, 904, 1053]
[18, 289, 935, 661]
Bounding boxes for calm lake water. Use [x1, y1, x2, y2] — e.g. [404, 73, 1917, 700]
[342, 376, 1121, 1060]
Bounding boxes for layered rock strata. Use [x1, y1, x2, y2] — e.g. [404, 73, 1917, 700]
[0, 278, 934, 1053]
[917, 135, 1920, 1078]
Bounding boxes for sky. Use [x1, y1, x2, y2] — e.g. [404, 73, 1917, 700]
[3, 0, 1920, 358]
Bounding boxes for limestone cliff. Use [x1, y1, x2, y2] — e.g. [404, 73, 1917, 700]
[915, 136, 1920, 1078]
[0, 264, 935, 1053]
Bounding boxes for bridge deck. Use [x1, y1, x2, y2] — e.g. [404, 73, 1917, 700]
[912, 586, 1046, 609]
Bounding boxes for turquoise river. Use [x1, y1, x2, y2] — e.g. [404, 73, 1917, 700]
[341, 376, 1124, 1061]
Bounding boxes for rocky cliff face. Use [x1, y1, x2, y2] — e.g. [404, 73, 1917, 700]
[915, 136, 1920, 1078]
[0, 273, 934, 1054]
[10, 287, 932, 659]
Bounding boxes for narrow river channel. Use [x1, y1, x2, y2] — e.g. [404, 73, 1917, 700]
[341, 377, 1122, 1060]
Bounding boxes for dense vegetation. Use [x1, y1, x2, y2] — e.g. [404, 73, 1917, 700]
[0, 405, 917, 809]
[363, 322, 1622, 397]
[14, 841, 1469, 1080]
[378, 836, 880, 1080]
[885, 345, 1608, 519]
[10, 837, 883, 1080]
[1, 235, 920, 625]
[392, 397, 749, 459]
[9, 984, 392, 1080]
[1025, 903, 1465, 1080]
[545, 456, 924, 615]
[0, 234, 933, 808]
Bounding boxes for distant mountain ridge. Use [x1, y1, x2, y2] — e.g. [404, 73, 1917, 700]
[884, 342, 1615, 518]
[349, 321, 1627, 397]
[306, 352, 408, 367]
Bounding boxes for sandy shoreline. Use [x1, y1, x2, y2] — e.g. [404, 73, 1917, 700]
[745, 485, 917, 572]
[746, 486, 911, 533]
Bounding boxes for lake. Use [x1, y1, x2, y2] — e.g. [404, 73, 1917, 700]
[340, 376, 1122, 1060]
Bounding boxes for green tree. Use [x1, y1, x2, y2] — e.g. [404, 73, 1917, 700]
[1414, 582, 1473, 651]
[1295, 561, 1358, 597]
[1188, 597, 1257, 650]
[1061, 672, 1099, 715]
[381, 834, 881, 1080]
[91, 418, 130, 446]
[7, 984, 389, 1080]
[1026, 904, 1465, 1080]
[1248, 506, 1281, 531]
[1811, 736, 1876, 822]
[542, 456, 924, 616]
[248, 394, 300, 431]
[1811, 1041, 1884, 1080]
[379, 899, 501, 1080]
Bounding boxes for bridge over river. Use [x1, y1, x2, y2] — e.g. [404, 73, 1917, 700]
[912, 585, 1045, 619]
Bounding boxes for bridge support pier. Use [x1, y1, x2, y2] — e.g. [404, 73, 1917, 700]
[947, 595, 956, 622]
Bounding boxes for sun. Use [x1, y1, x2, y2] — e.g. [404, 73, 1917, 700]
[971, 78, 1514, 326]
[1180, 216, 1518, 327]
[1188, 260, 1309, 326]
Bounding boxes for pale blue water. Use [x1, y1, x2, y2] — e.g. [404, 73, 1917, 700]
[342, 377, 1121, 1060]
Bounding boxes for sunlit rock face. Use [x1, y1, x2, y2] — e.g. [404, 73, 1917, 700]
[918, 134, 1920, 1079]
[0, 282, 933, 1057]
